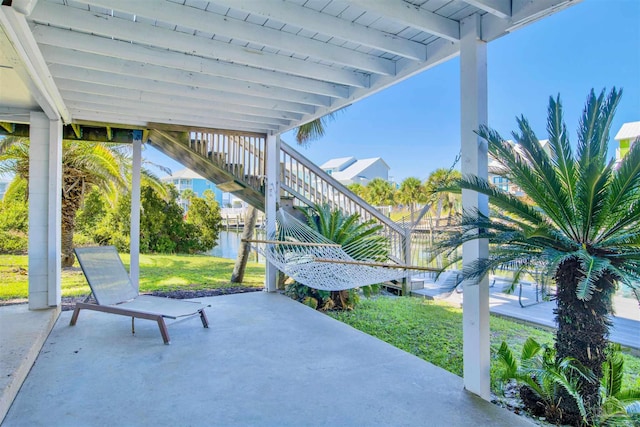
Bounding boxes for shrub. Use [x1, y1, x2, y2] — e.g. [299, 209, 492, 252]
[0, 230, 27, 254]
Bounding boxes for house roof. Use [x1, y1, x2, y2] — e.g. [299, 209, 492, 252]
[332, 157, 389, 181]
[320, 157, 356, 171]
[0, 1, 579, 135]
[160, 168, 205, 181]
[614, 121, 640, 141]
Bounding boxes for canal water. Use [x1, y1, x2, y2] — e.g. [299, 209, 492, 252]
[209, 230, 265, 263]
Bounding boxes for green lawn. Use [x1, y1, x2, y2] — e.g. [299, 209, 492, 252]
[0, 253, 265, 300]
[329, 296, 640, 392]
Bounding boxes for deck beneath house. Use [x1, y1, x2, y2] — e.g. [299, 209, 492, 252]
[1, 292, 532, 427]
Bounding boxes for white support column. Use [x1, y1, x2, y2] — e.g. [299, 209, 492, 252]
[264, 133, 280, 292]
[28, 111, 62, 309]
[460, 14, 490, 400]
[129, 133, 142, 290]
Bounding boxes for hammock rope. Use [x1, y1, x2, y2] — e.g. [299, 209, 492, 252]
[247, 209, 436, 291]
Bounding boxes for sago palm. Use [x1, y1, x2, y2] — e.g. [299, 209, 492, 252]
[437, 88, 640, 425]
[295, 203, 388, 309]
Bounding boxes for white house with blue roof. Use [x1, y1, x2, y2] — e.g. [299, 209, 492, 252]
[320, 157, 389, 186]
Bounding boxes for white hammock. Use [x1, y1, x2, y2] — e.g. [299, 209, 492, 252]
[247, 209, 425, 291]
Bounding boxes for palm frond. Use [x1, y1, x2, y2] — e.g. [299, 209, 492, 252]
[575, 251, 611, 300]
[478, 125, 579, 239]
[546, 94, 576, 198]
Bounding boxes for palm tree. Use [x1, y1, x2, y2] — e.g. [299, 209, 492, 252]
[425, 168, 462, 227]
[295, 112, 339, 145]
[347, 182, 367, 199]
[364, 178, 396, 206]
[396, 176, 428, 223]
[1, 137, 129, 267]
[297, 203, 388, 310]
[437, 88, 639, 425]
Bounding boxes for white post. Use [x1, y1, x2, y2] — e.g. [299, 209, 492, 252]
[130, 133, 142, 290]
[460, 14, 490, 400]
[264, 133, 279, 292]
[28, 111, 62, 309]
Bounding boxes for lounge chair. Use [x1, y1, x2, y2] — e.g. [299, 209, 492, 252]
[414, 270, 464, 299]
[70, 246, 209, 344]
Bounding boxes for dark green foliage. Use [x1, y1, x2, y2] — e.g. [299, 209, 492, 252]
[496, 338, 595, 424]
[75, 187, 108, 236]
[93, 184, 212, 254]
[0, 230, 27, 254]
[185, 189, 222, 251]
[600, 344, 640, 426]
[0, 178, 28, 234]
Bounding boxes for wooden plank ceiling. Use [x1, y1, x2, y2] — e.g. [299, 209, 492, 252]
[0, 0, 579, 135]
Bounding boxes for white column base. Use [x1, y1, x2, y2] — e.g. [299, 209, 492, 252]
[264, 134, 279, 292]
[28, 112, 62, 309]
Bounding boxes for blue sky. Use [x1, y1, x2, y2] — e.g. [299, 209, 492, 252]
[146, 0, 640, 183]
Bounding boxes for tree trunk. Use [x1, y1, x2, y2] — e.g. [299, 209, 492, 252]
[554, 257, 615, 425]
[231, 206, 258, 283]
[61, 176, 84, 268]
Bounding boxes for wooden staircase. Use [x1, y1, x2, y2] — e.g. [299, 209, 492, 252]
[148, 127, 409, 263]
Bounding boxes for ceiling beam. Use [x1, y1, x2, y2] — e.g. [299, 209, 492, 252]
[0, 107, 32, 124]
[32, 25, 350, 99]
[481, 0, 577, 41]
[48, 64, 322, 114]
[57, 83, 304, 122]
[68, 0, 395, 76]
[346, 0, 460, 42]
[53, 78, 314, 118]
[210, 0, 427, 61]
[40, 45, 332, 107]
[463, 0, 511, 19]
[0, 6, 69, 121]
[63, 98, 292, 128]
[69, 110, 275, 135]
[29, 2, 369, 88]
[0, 122, 145, 143]
[9, 0, 39, 16]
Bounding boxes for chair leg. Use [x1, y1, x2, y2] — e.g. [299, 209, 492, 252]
[70, 307, 81, 326]
[156, 317, 171, 344]
[199, 309, 209, 328]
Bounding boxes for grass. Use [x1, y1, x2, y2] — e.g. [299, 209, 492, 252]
[0, 253, 265, 300]
[328, 296, 640, 392]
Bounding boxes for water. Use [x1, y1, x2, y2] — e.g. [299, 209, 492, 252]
[209, 230, 265, 263]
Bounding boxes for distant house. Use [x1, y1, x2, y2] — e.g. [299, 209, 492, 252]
[614, 121, 640, 167]
[161, 168, 223, 211]
[320, 157, 389, 186]
[488, 139, 550, 196]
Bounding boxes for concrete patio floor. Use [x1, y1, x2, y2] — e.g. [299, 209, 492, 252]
[2, 292, 533, 427]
